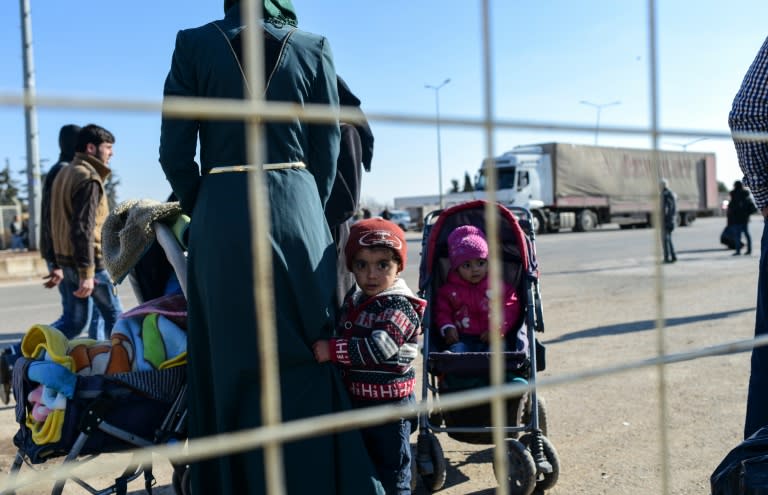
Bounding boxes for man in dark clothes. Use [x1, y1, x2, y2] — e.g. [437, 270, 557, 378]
[728, 180, 757, 255]
[660, 178, 677, 263]
[158, 1, 383, 493]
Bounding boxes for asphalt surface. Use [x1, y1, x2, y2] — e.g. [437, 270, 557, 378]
[0, 216, 760, 494]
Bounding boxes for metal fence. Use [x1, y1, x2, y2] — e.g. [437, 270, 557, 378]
[0, 0, 760, 494]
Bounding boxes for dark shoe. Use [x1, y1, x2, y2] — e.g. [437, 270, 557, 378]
[746, 250, 752, 255]
[733, 252, 742, 256]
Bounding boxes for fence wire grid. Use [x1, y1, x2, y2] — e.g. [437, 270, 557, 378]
[0, 0, 762, 494]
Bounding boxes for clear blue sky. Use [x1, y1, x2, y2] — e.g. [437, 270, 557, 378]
[1, 1, 767, 209]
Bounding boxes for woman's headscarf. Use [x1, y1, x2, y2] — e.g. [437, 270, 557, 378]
[224, 0, 298, 27]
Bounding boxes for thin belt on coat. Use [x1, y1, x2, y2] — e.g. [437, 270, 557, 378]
[206, 161, 306, 174]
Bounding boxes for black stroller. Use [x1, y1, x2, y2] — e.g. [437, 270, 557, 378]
[2, 205, 189, 495]
[412, 200, 559, 495]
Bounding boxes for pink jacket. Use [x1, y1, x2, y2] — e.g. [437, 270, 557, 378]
[435, 271, 522, 337]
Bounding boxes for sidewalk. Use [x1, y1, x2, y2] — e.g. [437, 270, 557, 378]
[0, 250, 48, 282]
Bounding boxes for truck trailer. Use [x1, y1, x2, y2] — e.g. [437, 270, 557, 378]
[394, 142, 719, 234]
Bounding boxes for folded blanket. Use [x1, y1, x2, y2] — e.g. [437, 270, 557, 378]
[111, 313, 187, 372]
[120, 292, 187, 329]
[20, 325, 76, 445]
[19, 310, 188, 446]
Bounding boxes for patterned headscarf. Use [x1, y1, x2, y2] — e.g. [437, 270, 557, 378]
[225, 0, 298, 27]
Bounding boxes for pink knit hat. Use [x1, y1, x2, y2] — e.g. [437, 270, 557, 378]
[448, 225, 489, 270]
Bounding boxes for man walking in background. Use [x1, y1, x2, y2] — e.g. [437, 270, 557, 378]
[727, 180, 757, 256]
[41, 124, 105, 339]
[50, 124, 123, 340]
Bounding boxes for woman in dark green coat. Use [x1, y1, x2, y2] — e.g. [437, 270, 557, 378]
[159, 1, 383, 493]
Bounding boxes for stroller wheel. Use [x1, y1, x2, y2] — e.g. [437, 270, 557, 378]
[519, 433, 560, 491]
[415, 432, 447, 492]
[428, 408, 444, 428]
[516, 393, 548, 437]
[494, 439, 537, 495]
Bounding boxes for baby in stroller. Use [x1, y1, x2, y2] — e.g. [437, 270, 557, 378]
[436, 224, 526, 354]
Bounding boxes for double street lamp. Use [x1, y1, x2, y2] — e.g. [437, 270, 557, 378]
[425, 78, 451, 208]
[664, 137, 708, 152]
[579, 100, 621, 145]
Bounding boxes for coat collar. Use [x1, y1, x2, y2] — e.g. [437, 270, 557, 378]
[73, 152, 111, 181]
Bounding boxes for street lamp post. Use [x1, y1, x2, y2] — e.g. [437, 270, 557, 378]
[425, 78, 451, 209]
[579, 100, 621, 145]
[664, 137, 708, 152]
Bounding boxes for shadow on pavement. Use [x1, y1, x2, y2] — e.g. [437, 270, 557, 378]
[547, 307, 755, 344]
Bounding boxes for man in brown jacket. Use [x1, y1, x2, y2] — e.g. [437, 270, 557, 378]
[50, 124, 123, 339]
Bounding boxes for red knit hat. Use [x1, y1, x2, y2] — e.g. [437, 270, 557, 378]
[345, 218, 407, 270]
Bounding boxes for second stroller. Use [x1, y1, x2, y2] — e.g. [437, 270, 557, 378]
[412, 200, 560, 495]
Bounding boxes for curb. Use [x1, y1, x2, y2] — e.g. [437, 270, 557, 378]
[0, 252, 48, 282]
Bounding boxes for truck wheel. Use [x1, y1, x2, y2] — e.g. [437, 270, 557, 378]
[532, 212, 545, 235]
[679, 212, 695, 227]
[574, 210, 597, 232]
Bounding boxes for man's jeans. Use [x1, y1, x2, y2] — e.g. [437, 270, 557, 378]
[58, 267, 123, 340]
[10, 234, 25, 250]
[746, 217, 768, 438]
[662, 229, 676, 261]
[49, 263, 105, 340]
[734, 223, 752, 254]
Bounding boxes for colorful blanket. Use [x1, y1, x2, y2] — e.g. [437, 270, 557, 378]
[20, 302, 187, 445]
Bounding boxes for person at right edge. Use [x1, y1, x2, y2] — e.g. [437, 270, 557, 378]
[730, 35, 768, 439]
[158, 1, 384, 494]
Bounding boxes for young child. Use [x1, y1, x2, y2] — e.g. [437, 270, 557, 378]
[435, 224, 523, 353]
[313, 218, 426, 495]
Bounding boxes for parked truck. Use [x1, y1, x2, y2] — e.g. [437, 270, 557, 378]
[394, 142, 719, 234]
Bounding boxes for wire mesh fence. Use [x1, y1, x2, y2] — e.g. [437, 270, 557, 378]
[0, 1, 762, 494]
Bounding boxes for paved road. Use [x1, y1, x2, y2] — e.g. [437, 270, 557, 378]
[0, 215, 748, 341]
[0, 215, 760, 494]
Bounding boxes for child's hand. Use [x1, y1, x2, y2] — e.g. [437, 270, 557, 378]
[444, 327, 460, 345]
[313, 340, 331, 363]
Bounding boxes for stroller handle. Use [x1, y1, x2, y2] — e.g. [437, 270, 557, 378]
[153, 221, 188, 299]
